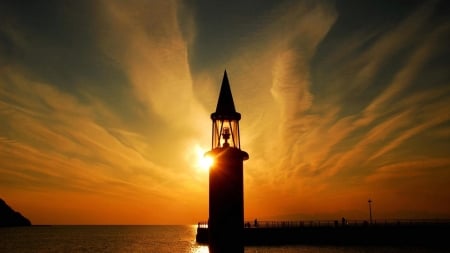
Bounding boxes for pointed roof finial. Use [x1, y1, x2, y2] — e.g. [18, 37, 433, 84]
[211, 70, 241, 120]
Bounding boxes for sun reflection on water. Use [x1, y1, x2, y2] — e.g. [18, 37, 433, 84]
[189, 224, 209, 253]
[190, 245, 209, 253]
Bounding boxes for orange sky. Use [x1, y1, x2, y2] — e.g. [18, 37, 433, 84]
[0, 0, 449, 224]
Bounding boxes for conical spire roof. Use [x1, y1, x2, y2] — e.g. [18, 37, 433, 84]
[211, 70, 241, 120]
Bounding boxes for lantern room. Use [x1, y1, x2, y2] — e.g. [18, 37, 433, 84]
[210, 70, 244, 151]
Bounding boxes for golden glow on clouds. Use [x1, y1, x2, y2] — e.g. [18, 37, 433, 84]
[0, 0, 449, 224]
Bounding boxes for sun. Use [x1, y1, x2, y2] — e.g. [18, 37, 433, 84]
[194, 145, 214, 171]
[199, 155, 214, 171]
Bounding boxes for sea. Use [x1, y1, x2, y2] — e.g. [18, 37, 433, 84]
[0, 225, 446, 253]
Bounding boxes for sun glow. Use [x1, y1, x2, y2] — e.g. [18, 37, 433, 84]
[194, 145, 214, 171]
[200, 155, 214, 170]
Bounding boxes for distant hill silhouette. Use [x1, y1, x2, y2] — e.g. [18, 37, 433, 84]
[0, 198, 31, 226]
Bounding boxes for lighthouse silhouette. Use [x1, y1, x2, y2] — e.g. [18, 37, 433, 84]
[206, 70, 249, 252]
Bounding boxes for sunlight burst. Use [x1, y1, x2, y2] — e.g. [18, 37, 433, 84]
[194, 145, 214, 171]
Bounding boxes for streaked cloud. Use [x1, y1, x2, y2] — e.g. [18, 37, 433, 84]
[0, 0, 449, 223]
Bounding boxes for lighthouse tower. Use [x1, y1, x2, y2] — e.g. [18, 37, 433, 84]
[207, 71, 249, 252]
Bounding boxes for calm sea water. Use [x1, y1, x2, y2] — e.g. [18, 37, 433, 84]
[0, 225, 446, 253]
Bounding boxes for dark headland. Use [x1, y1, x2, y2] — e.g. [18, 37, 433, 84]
[0, 198, 31, 227]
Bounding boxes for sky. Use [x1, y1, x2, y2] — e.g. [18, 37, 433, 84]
[0, 0, 449, 225]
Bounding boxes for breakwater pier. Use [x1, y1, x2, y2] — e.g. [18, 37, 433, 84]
[196, 219, 450, 247]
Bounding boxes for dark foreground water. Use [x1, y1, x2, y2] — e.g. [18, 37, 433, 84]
[0, 225, 446, 253]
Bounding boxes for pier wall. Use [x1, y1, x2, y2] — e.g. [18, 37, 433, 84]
[196, 219, 450, 247]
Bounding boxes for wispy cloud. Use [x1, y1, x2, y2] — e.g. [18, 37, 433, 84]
[97, 0, 209, 131]
[0, 62, 207, 223]
[0, 0, 222, 224]
[0, 0, 449, 223]
[228, 0, 450, 218]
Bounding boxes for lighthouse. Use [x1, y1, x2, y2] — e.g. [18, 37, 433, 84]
[206, 71, 249, 252]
